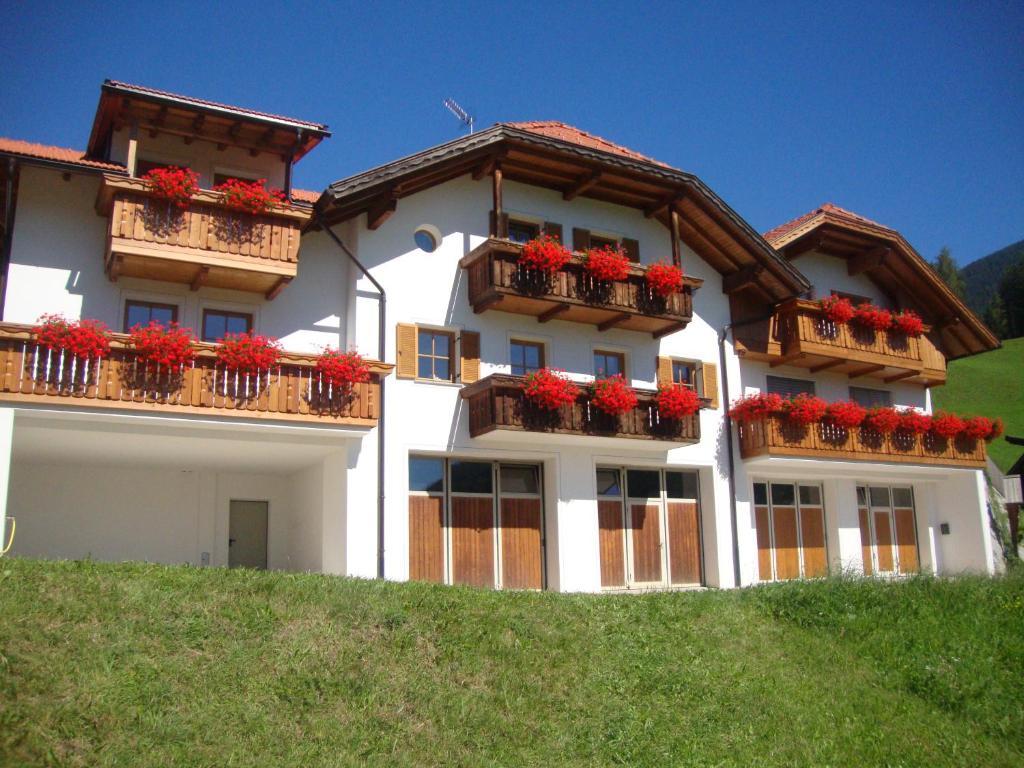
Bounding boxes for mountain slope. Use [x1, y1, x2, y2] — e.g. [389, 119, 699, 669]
[961, 239, 1024, 315]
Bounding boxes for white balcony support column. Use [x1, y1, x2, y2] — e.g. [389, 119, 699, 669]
[345, 432, 378, 579]
[0, 408, 12, 557]
[321, 451, 347, 575]
[827, 479, 864, 575]
[550, 451, 602, 593]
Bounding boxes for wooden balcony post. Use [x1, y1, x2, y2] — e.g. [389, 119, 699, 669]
[491, 164, 506, 238]
[670, 208, 681, 268]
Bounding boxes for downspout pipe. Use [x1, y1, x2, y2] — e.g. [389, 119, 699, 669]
[0, 158, 19, 318]
[718, 324, 742, 588]
[316, 214, 388, 580]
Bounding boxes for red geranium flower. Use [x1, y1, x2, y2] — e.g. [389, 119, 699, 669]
[521, 367, 578, 411]
[214, 178, 286, 215]
[897, 409, 932, 435]
[582, 245, 631, 282]
[590, 374, 638, 416]
[989, 418, 1005, 441]
[891, 310, 924, 337]
[728, 393, 784, 423]
[781, 393, 828, 425]
[863, 406, 901, 434]
[129, 321, 195, 372]
[819, 295, 855, 324]
[645, 262, 684, 298]
[143, 166, 199, 209]
[852, 302, 893, 332]
[962, 416, 996, 441]
[656, 384, 701, 419]
[216, 331, 283, 374]
[33, 314, 111, 360]
[316, 348, 371, 389]
[518, 235, 572, 274]
[824, 400, 866, 428]
[930, 411, 965, 439]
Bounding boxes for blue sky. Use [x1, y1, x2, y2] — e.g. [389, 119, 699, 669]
[2, 1, 1021, 265]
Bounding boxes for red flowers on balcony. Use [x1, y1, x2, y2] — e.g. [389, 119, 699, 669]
[591, 374, 638, 415]
[315, 348, 371, 390]
[930, 411, 965, 440]
[216, 331, 283, 375]
[214, 178, 286, 215]
[728, 393, 785, 423]
[898, 410, 932, 435]
[819, 295, 855, 324]
[817, 296, 927, 338]
[583, 245, 631, 282]
[656, 384, 700, 419]
[33, 314, 111, 360]
[824, 400, 867, 428]
[780, 393, 828, 425]
[645, 262, 684, 298]
[518, 235, 572, 274]
[852, 303, 893, 332]
[521, 367, 578, 411]
[142, 166, 200, 209]
[863, 406, 901, 433]
[129, 321, 196, 372]
[891, 310, 924, 338]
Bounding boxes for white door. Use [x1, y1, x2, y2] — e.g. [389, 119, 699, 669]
[229, 500, 268, 569]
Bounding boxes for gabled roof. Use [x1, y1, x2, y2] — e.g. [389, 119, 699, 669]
[0, 137, 126, 172]
[765, 203, 999, 358]
[319, 122, 809, 302]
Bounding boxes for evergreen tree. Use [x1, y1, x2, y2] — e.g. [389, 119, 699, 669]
[934, 246, 966, 299]
[997, 260, 1024, 339]
[983, 293, 1009, 339]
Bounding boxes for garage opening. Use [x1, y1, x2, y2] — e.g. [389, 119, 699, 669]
[753, 481, 827, 581]
[857, 485, 919, 575]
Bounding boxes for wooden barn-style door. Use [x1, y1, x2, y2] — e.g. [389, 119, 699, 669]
[597, 467, 703, 590]
[857, 485, 919, 576]
[408, 457, 544, 590]
[752, 482, 827, 582]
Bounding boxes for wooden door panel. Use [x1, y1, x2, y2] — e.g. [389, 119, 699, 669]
[858, 507, 873, 575]
[500, 498, 543, 589]
[894, 507, 919, 574]
[874, 511, 894, 572]
[451, 497, 494, 587]
[799, 507, 827, 578]
[598, 499, 626, 587]
[630, 503, 662, 583]
[772, 506, 800, 580]
[667, 501, 702, 585]
[408, 496, 444, 583]
[755, 505, 773, 581]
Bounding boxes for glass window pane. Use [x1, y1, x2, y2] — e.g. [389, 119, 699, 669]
[799, 485, 822, 506]
[892, 487, 913, 508]
[869, 486, 891, 508]
[434, 333, 449, 356]
[666, 471, 698, 499]
[596, 469, 621, 497]
[151, 305, 176, 325]
[508, 220, 539, 244]
[434, 358, 450, 381]
[409, 457, 444, 493]
[451, 461, 492, 494]
[203, 313, 227, 342]
[754, 482, 768, 506]
[856, 486, 867, 507]
[771, 483, 796, 507]
[626, 469, 660, 499]
[500, 465, 539, 495]
[417, 357, 433, 379]
[524, 344, 541, 370]
[672, 362, 693, 386]
[225, 314, 250, 335]
[766, 376, 816, 398]
[126, 303, 151, 329]
[418, 331, 433, 355]
[850, 387, 893, 409]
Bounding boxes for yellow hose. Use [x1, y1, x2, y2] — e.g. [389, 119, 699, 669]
[1, 517, 14, 555]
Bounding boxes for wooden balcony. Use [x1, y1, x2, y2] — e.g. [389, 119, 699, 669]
[733, 299, 946, 386]
[96, 175, 309, 299]
[0, 323, 391, 427]
[460, 373, 705, 443]
[459, 239, 703, 338]
[738, 415, 986, 468]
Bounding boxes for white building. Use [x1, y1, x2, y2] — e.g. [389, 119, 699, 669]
[0, 82, 1001, 589]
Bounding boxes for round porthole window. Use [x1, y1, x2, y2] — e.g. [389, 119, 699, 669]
[414, 226, 440, 253]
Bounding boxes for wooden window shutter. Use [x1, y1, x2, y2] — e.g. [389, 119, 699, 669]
[396, 323, 418, 379]
[622, 237, 640, 263]
[490, 210, 509, 239]
[702, 362, 719, 409]
[572, 227, 590, 252]
[657, 356, 673, 386]
[542, 221, 563, 244]
[460, 330, 481, 384]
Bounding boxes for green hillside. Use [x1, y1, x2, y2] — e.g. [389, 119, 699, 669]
[1, 559, 1023, 767]
[933, 337, 1024, 472]
[961, 239, 1024, 315]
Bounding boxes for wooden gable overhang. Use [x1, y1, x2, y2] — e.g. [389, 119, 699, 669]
[769, 211, 999, 360]
[314, 125, 809, 303]
[86, 81, 331, 164]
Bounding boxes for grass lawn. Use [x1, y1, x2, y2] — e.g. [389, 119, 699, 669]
[1, 559, 1022, 767]
[933, 336, 1024, 472]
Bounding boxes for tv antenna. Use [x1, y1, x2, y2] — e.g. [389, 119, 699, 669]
[443, 98, 475, 134]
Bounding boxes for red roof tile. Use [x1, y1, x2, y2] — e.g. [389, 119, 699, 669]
[0, 137, 124, 171]
[105, 80, 328, 131]
[289, 188, 320, 204]
[502, 121, 671, 168]
[764, 202, 893, 243]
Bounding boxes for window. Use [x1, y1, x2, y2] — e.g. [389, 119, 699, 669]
[510, 339, 545, 376]
[665, 471, 699, 500]
[499, 465, 540, 495]
[124, 300, 178, 331]
[770, 483, 796, 507]
[766, 375, 815, 398]
[507, 219, 540, 244]
[213, 172, 259, 187]
[202, 309, 253, 342]
[671, 360, 703, 395]
[134, 159, 175, 178]
[626, 469, 661, 499]
[409, 457, 444, 493]
[849, 386, 893, 409]
[594, 350, 625, 378]
[417, 329, 454, 381]
[589, 234, 618, 250]
[450, 460, 493, 494]
[596, 469, 622, 497]
[832, 289, 874, 306]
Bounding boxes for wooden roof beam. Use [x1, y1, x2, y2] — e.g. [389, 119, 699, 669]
[645, 192, 684, 219]
[192, 114, 205, 134]
[722, 264, 765, 294]
[848, 246, 890, 276]
[782, 234, 823, 259]
[809, 359, 845, 373]
[597, 313, 631, 332]
[847, 364, 886, 379]
[563, 170, 603, 201]
[367, 195, 397, 230]
[538, 303, 570, 323]
[884, 369, 919, 383]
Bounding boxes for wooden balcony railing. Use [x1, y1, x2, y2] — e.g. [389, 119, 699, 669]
[738, 415, 985, 468]
[459, 239, 703, 338]
[733, 299, 946, 386]
[95, 175, 309, 299]
[0, 323, 391, 427]
[460, 373, 705, 443]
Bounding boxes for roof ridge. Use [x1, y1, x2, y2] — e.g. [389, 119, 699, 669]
[500, 121, 671, 168]
[0, 136, 125, 171]
[763, 202, 894, 243]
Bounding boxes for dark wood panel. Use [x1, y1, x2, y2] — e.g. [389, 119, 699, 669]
[451, 496, 495, 588]
[667, 501, 702, 585]
[799, 506, 827, 578]
[858, 507, 873, 576]
[408, 496, 444, 583]
[755, 505, 773, 581]
[874, 511, 895, 572]
[500, 498, 543, 590]
[894, 507, 919, 574]
[630, 503, 662, 583]
[598, 500, 626, 587]
[772, 506, 800, 580]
